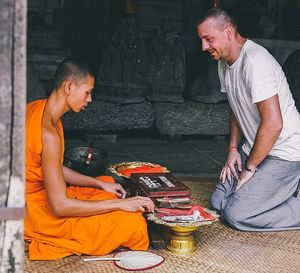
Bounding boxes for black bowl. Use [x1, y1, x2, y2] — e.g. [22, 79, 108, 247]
[64, 146, 108, 177]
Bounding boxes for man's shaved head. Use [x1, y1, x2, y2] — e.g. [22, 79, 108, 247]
[197, 8, 237, 33]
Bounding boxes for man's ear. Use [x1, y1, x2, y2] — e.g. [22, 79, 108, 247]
[64, 80, 72, 95]
[225, 25, 234, 41]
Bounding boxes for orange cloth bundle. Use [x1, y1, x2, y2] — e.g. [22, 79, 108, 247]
[120, 165, 165, 177]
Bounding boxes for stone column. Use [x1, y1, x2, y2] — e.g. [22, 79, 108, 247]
[0, 0, 26, 272]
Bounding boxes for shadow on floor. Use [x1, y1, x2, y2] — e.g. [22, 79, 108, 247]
[64, 136, 228, 179]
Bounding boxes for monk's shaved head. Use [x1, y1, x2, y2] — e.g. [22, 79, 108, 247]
[53, 58, 94, 89]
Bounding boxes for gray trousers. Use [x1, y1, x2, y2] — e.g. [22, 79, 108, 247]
[211, 150, 300, 231]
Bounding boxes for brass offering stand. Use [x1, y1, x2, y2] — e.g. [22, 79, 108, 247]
[167, 225, 198, 254]
[147, 211, 218, 254]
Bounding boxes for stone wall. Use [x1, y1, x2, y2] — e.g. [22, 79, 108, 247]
[26, 0, 300, 138]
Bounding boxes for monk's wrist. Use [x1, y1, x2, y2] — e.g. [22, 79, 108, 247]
[114, 199, 123, 210]
[93, 178, 104, 188]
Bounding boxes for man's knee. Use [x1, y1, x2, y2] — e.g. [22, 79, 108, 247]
[222, 202, 250, 230]
[210, 191, 222, 211]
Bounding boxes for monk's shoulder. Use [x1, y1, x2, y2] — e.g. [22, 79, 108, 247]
[42, 121, 61, 146]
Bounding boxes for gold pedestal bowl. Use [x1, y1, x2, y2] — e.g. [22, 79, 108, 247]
[147, 210, 218, 254]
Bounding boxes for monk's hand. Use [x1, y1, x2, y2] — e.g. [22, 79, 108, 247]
[120, 196, 155, 213]
[235, 168, 255, 192]
[220, 148, 242, 184]
[100, 182, 127, 199]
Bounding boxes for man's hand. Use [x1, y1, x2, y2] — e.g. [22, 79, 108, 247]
[98, 181, 127, 198]
[119, 196, 155, 213]
[220, 148, 242, 184]
[235, 168, 255, 192]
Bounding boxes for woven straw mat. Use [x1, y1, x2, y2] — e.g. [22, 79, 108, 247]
[24, 178, 300, 273]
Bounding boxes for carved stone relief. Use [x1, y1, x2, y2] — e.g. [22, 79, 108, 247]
[96, 16, 150, 103]
[147, 20, 185, 102]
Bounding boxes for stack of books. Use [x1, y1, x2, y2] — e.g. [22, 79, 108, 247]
[129, 173, 191, 208]
[129, 173, 215, 223]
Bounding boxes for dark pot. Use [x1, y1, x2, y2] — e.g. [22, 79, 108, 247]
[64, 146, 108, 177]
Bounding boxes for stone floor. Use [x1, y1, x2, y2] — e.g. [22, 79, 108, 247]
[64, 134, 228, 180]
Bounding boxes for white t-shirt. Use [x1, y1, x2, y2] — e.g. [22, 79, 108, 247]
[218, 39, 300, 161]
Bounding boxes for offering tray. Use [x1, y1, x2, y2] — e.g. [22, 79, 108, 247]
[147, 209, 219, 254]
[108, 161, 169, 178]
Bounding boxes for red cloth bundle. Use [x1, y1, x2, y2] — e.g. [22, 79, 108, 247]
[120, 166, 165, 177]
[155, 205, 216, 221]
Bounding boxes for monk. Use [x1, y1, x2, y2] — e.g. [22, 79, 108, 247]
[25, 58, 155, 260]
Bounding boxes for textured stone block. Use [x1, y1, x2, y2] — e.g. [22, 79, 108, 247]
[154, 102, 230, 135]
[62, 101, 154, 132]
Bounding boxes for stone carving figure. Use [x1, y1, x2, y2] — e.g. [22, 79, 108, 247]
[97, 16, 150, 103]
[98, 32, 122, 89]
[188, 57, 227, 104]
[147, 20, 185, 102]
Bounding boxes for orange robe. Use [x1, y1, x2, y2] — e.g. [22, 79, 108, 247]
[25, 100, 149, 260]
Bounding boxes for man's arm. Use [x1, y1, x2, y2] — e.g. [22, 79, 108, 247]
[41, 126, 154, 217]
[235, 94, 282, 191]
[229, 110, 243, 149]
[246, 94, 283, 170]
